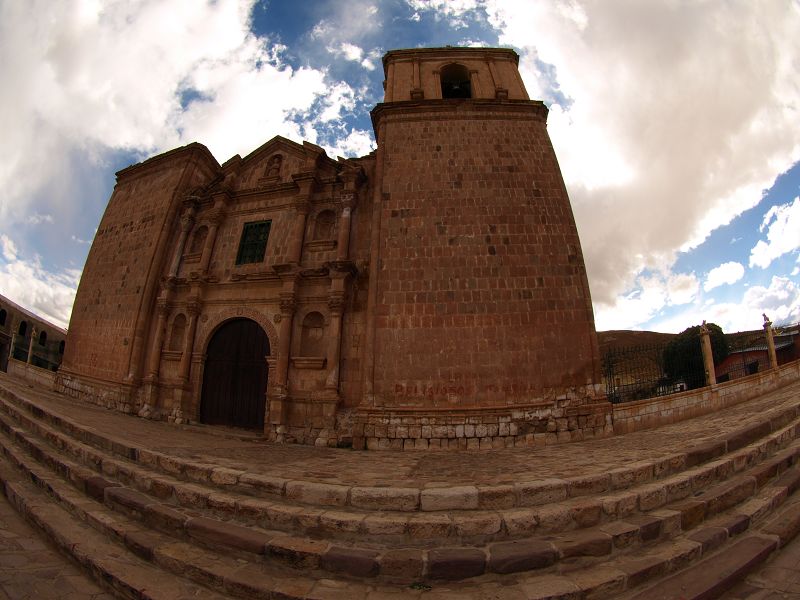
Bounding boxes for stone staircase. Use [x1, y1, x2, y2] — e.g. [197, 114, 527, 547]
[0, 374, 799, 599]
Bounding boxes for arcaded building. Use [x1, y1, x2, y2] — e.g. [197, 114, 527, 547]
[58, 47, 609, 449]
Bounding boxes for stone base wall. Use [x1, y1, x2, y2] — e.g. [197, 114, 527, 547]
[7, 359, 57, 389]
[351, 400, 613, 451]
[612, 360, 800, 435]
[55, 370, 136, 415]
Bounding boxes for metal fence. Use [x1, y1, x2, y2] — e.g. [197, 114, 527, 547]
[602, 341, 706, 404]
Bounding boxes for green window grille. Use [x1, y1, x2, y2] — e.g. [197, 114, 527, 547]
[236, 220, 271, 265]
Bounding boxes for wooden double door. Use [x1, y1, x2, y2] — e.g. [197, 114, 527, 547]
[200, 318, 269, 430]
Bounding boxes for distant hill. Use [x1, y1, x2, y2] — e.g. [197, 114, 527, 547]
[597, 330, 675, 354]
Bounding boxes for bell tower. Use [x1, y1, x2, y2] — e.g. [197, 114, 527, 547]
[355, 47, 607, 448]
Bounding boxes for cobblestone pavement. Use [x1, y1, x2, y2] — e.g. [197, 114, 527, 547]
[1, 375, 798, 489]
[0, 493, 115, 600]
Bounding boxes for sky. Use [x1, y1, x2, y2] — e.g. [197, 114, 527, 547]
[0, 0, 799, 334]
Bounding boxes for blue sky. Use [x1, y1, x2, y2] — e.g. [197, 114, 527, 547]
[0, 0, 798, 333]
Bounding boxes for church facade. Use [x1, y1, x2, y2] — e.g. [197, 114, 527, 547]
[57, 47, 611, 449]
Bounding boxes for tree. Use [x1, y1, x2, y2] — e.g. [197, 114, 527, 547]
[662, 323, 729, 390]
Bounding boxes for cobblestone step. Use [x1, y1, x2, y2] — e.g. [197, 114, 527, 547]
[0, 458, 230, 599]
[3, 397, 800, 587]
[1, 380, 799, 515]
[5, 429, 800, 599]
[2, 392, 799, 551]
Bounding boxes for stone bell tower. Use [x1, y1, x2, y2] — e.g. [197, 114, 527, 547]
[353, 47, 608, 449]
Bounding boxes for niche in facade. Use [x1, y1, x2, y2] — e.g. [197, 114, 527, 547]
[189, 225, 208, 255]
[293, 311, 326, 369]
[169, 314, 187, 352]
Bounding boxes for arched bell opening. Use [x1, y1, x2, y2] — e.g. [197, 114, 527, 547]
[440, 63, 471, 99]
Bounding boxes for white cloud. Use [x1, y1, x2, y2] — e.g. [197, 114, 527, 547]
[406, 0, 482, 27]
[594, 271, 698, 330]
[471, 1, 800, 319]
[704, 261, 745, 292]
[323, 130, 377, 160]
[650, 276, 800, 333]
[749, 196, 800, 269]
[0, 0, 360, 229]
[1, 236, 18, 262]
[0, 236, 79, 329]
[667, 273, 699, 306]
[25, 213, 54, 226]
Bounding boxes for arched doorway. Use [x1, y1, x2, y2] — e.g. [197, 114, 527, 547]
[200, 318, 270, 429]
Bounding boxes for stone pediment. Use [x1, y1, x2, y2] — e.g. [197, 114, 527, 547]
[227, 136, 342, 193]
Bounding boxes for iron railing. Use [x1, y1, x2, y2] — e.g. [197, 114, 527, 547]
[602, 341, 706, 404]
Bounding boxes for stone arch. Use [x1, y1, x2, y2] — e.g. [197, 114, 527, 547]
[196, 306, 278, 363]
[440, 63, 471, 98]
[17, 321, 27, 337]
[0, 309, 6, 327]
[38, 331, 47, 346]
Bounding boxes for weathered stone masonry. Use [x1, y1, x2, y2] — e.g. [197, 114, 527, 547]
[57, 47, 610, 448]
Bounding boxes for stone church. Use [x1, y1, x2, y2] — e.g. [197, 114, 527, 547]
[57, 47, 610, 449]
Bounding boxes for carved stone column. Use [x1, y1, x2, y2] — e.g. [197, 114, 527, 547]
[178, 298, 201, 383]
[336, 195, 355, 262]
[198, 193, 230, 275]
[289, 175, 315, 264]
[168, 204, 196, 278]
[325, 291, 345, 393]
[270, 292, 296, 427]
[198, 215, 221, 274]
[469, 69, 482, 98]
[763, 314, 778, 369]
[146, 300, 171, 380]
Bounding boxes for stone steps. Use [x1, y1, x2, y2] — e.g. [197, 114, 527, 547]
[2, 381, 800, 592]
[4, 430, 800, 599]
[2, 387, 799, 549]
[2, 382, 798, 514]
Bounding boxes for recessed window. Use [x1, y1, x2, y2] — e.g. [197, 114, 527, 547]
[18, 321, 27, 337]
[0, 309, 6, 326]
[39, 331, 47, 346]
[235, 220, 271, 265]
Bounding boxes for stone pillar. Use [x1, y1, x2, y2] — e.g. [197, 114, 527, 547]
[763, 314, 778, 369]
[270, 292, 296, 427]
[178, 299, 201, 383]
[288, 176, 314, 264]
[411, 58, 424, 100]
[26, 328, 36, 365]
[146, 300, 170, 379]
[469, 69, 482, 98]
[336, 197, 354, 262]
[168, 206, 196, 278]
[325, 291, 345, 393]
[8, 333, 15, 363]
[198, 217, 220, 274]
[700, 321, 716, 386]
[198, 193, 229, 275]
